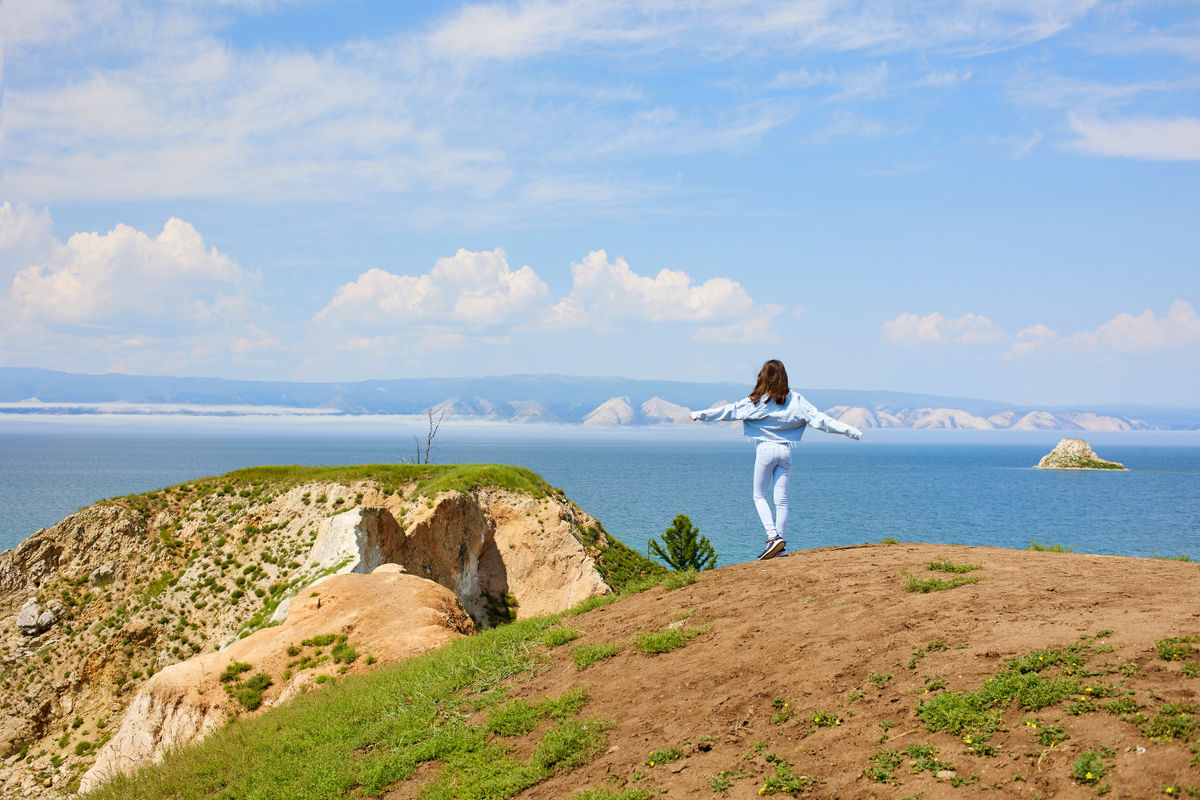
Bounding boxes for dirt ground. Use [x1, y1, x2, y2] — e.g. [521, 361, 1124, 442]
[492, 543, 1198, 799]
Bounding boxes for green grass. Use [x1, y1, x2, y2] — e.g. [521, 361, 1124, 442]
[571, 643, 620, 670]
[487, 687, 589, 736]
[1027, 540, 1075, 553]
[904, 572, 982, 593]
[541, 626, 582, 648]
[662, 570, 700, 590]
[82, 615, 611, 800]
[927, 559, 982, 574]
[633, 625, 707, 655]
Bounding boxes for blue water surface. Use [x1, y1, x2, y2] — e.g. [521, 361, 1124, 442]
[1, 416, 1197, 565]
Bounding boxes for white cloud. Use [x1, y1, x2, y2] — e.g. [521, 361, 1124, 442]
[8, 216, 251, 328]
[1069, 114, 1200, 161]
[1002, 323, 1059, 359]
[882, 311, 1006, 345]
[545, 250, 758, 328]
[1072, 301, 1200, 352]
[0, 210, 272, 376]
[0, 202, 58, 276]
[315, 248, 550, 328]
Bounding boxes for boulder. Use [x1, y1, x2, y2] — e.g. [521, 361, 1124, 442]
[80, 566, 472, 793]
[16, 598, 52, 636]
[90, 562, 116, 586]
[1035, 438, 1126, 470]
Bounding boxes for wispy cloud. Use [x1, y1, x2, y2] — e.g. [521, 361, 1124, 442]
[1068, 114, 1200, 161]
[881, 311, 1006, 346]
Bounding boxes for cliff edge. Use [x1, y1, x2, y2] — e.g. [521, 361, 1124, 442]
[0, 464, 659, 798]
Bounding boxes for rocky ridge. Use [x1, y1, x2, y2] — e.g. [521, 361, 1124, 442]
[1035, 438, 1127, 470]
[0, 465, 648, 797]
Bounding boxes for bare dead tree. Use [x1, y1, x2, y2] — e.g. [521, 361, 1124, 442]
[411, 408, 445, 464]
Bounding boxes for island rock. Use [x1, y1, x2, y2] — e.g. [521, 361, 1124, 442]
[1035, 438, 1126, 470]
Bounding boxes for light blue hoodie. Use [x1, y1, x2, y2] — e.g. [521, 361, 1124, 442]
[690, 391, 863, 444]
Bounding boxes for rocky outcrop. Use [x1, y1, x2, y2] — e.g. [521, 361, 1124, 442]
[80, 565, 472, 792]
[295, 491, 610, 624]
[1035, 438, 1127, 470]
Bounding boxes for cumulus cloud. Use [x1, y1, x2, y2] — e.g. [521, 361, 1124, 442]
[0, 202, 58, 276]
[0, 209, 274, 375]
[881, 311, 1006, 345]
[1001, 303, 1200, 359]
[1069, 114, 1200, 161]
[545, 249, 758, 328]
[315, 248, 550, 328]
[9, 217, 250, 328]
[1071, 301, 1200, 352]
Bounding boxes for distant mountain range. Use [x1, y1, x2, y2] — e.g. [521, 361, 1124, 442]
[1, 367, 1198, 430]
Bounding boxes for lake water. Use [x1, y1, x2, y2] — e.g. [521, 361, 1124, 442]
[1, 415, 1198, 566]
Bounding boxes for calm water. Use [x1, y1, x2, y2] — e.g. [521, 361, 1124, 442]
[1, 416, 1198, 566]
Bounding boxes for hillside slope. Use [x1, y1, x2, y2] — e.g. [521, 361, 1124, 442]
[0, 465, 660, 797]
[77, 543, 1200, 799]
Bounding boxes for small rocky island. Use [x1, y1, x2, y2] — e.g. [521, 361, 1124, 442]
[1035, 437, 1127, 470]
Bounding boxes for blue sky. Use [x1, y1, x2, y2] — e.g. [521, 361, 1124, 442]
[2, 0, 1198, 405]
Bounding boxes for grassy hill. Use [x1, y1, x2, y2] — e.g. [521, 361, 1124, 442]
[81, 542, 1200, 799]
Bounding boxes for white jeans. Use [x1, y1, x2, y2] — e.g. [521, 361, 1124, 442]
[753, 440, 791, 540]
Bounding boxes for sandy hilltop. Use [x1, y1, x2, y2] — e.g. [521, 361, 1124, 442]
[0, 466, 1197, 799]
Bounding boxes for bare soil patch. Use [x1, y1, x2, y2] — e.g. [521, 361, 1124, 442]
[484, 543, 1198, 799]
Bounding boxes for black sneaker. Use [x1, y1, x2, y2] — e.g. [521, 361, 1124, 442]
[757, 538, 786, 560]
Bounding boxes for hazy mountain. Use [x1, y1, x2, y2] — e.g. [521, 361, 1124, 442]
[640, 396, 692, 425]
[1, 367, 1197, 429]
[582, 396, 637, 426]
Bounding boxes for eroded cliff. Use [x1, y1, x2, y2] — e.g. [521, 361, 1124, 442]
[0, 464, 645, 797]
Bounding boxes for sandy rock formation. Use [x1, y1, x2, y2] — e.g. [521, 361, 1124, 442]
[80, 565, 472, 792]
[293, 491, 610, 624]
[1035, 438, 1126, 470]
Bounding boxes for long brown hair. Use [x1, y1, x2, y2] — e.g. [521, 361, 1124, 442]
[749, 359, 789, 405]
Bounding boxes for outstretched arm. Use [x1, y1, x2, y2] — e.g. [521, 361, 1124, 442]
[797, 397, 863, 439]
[690, 398, 758, 423]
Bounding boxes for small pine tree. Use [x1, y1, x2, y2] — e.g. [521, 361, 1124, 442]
[648, 514, 717, 571]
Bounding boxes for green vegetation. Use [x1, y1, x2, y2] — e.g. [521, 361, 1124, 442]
[1027, 540, 1075, 553]
[1157, 635, 1200, 662]
[647, 514, 718, 572]
[577, 522, 667, 592]
[811, 711, 841, 728]
[633, 624, 707, 655]
[904, 571, 982, 593]
[662, 569, 700, 590]
[571, 643, 620, 670]
[759, 756, 821, 795]
[541, 626, 581, 648]
[84, 616, 612, 800]
[1072, 748, 1113, 785]
[927, 559, 982, 574]
[645, 746, 682, 766]
[572, 789, 653, 800]
[487, 687, 589, 736]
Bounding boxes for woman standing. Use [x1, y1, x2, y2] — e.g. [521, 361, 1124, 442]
[690, 360, 863, 560]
